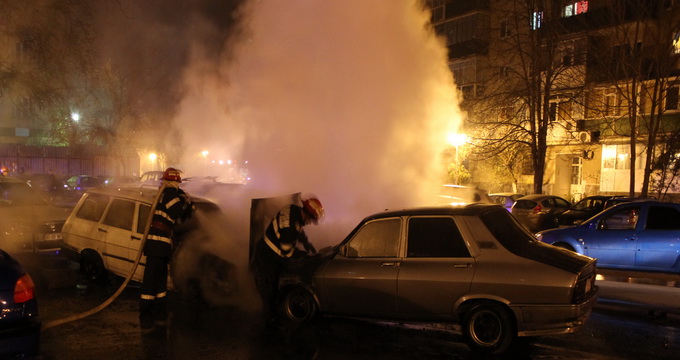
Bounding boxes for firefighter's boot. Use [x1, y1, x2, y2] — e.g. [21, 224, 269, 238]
[154, 298, 168, 326]
[139, 299, 155, 331]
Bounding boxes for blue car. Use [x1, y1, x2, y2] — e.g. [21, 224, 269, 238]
[536, 200, 680, 274]
[0, 250, 40, 359]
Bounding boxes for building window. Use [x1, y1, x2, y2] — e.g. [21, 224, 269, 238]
[602, 145, 631, 170]
[531, 11, 543, 30]
[673, 33, 680, 54]
[13, 97, 33, 120]
[571, 157, 582, 185]
[666, 86, 679, 111]
[500, 20, 511, 38]
[562, 1, 589, 18]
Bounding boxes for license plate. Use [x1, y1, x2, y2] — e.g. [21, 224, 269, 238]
[44, 233, 63, 241]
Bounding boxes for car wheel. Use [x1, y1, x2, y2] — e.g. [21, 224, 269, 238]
[80, 250, 106, 283]
[279, 286, 317, 324]
[462, 301, 516, 355]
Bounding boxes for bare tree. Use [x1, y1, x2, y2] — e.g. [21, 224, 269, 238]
[466, 0, 588, 194]
[587, 0, 680, 197]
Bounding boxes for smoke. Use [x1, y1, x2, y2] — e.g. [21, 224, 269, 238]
[173, 0, 465, 247]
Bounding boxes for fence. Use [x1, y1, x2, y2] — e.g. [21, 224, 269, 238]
[0, 144, 140, 179]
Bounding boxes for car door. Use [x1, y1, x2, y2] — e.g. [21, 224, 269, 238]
[584, 205, 641, 267]
[129, 202, 151, 282]
[636, 205, 680, 271]
[100, 198, 137, 275]
[397, 216, 474, 316]
[319, 217, 402, 316]
[64, 193, 111, 257]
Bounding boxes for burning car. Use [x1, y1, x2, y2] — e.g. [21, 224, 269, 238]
[274, 203, 598, 355]
[60, 186, 237, 304]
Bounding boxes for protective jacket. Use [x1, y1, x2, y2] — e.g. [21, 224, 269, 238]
[144, 183, 193, 258]
[262, 204, 309, 258]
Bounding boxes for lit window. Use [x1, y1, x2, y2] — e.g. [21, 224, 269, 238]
[531, 11, 542, 30]
[673, 33, 680, 54]
[563, 1, 588, 18]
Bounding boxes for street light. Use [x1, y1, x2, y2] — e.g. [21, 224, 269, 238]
[149, 153, 157, 171]
[447, 132, 468, 185]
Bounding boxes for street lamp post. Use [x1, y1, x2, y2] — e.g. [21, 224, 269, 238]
[447, 133, 468, 185]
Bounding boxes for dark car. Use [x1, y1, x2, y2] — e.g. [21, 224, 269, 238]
[275, 204, 598, 355]
[511, 194, 571, 232]
[0, 249, 40, 359]
[0, 177, 71, 253]
[556, 195, 612, 227]
[489, 192, 524, 212]
[537, 200, 680, 274]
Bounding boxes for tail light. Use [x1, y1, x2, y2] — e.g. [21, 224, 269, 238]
[14, 273, 36, 303]
[532, 204, 542, 214]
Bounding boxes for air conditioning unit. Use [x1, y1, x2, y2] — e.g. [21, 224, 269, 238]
[577, 131, 591, 143]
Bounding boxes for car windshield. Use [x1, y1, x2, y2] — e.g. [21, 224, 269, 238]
[572, 198, 604, 211]
[0, 182, 49, 206]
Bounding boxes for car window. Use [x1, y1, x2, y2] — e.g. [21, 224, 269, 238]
[598, 206, 640, 230]
[542, 198, 555, 207]
[137, 204, 151, 234]
[407, 217, 470, 258]
[76, 193, 110, 221]
[646, 206, 680, 230]
[103, 199, 135, 230]
[514, 200, 536, 209]
[554, 198, 570, 208]
[345, 218, 401, 258]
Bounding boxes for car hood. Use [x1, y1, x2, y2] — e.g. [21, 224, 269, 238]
[0, 205, 70, 224]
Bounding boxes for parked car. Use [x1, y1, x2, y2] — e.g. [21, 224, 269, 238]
[435, 184, 491, 205]
[0, 176, 71, 253]
[63, 175, 102, 200]
[556, 195, 613, 227]
[102, 176, 137, 187]
[60, 186, 237, 304]
[275, 204, 598, 355]
[537, 200, 680, 274]
[488, 192, 524, 212]
[0, 249, 40, 359]
[139, 171, 165, 186]
[511, 194, 571, 232]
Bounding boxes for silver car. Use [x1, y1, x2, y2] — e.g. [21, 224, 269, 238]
[276, 204, 598, 355]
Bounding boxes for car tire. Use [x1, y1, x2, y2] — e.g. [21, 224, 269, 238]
[278, 286, 317, 325]
[80, 250, 106, 283]
[461, 301, 516, 355]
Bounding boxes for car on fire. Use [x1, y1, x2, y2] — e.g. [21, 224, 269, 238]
[0, 249, 40, 359]
[60, 186, 238, 304]
[276, 204, 599, 354]
[537, 200, 680, 274]
[0, 176, 71, 254]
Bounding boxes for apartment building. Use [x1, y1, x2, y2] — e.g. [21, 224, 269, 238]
[429, 0, 680, 201]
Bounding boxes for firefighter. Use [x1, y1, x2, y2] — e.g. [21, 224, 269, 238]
[252, 197, 324, 324]
[139, 167, 194, 331]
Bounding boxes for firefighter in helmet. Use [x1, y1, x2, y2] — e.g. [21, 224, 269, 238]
[139, 167, 194, 331]
[252, 197, 324, 324]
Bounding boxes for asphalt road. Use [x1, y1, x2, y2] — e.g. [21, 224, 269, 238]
[26, 255, 680, 360]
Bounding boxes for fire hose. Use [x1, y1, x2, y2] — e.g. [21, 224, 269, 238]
[41, 183, 167, 332]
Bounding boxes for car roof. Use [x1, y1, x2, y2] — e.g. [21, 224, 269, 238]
[517, 194, 564, 201]
[0, 176, 28, 184]
[363, 203, 505, 221]
[608, 199, 679, 208]
[489, 193, 523, 197]
[85, 185, 159, 203]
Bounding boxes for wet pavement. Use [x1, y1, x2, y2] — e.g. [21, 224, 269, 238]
[19, 254, 680, 360]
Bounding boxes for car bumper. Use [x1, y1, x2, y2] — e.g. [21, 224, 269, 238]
[0, 317, 41, 358]
[60, 242, 81, 262]
[511, 288, 599, 337]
